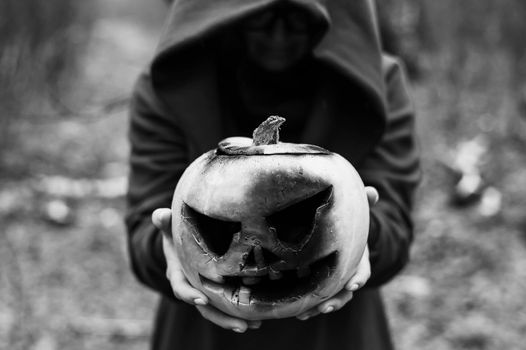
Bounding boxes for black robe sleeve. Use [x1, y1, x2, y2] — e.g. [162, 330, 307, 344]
[125, 72, 188, 300]
[359, 56, 421, 287]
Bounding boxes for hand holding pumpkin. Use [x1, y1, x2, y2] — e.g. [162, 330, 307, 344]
[154, 117, 374, 328]
[296, 186, 378, 321]
[153, 208, 261, 333]
[154, 184, 378, 328]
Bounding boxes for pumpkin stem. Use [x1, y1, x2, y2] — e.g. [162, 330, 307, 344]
[252, 116, 286, 146]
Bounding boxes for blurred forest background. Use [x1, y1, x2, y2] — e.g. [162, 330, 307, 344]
[1, 0, 526, 349]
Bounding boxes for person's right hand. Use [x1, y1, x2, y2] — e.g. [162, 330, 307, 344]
[152, 208, 262, 333]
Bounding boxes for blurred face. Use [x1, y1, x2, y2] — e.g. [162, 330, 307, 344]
[242, 7, 315, 72]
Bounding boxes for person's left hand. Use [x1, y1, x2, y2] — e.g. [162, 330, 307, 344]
[295, 186, 379, 321]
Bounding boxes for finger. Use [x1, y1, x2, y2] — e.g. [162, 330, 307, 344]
[161, 236, 209, 305]
[162, 234, 176, 257]
[345, 246, 371, 292]
[162, 235, 181, 271]
[296, 307, 321, 321]
[166, 264, 209, 305]
[247, 320, 262, 330]
[297, 288, 355, 320]
[152, 208, 173, 238]
[196, 305, 249, 333]
[316, 289, 354, 314]
[365, 186, 379, 206]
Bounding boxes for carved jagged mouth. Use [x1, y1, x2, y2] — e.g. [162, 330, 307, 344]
[199, 252, 338, 306]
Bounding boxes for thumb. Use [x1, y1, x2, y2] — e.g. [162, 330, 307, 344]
[152, 208, 173, 238]
[365, 187, 379, 206]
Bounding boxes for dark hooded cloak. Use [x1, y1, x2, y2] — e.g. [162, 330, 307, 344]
[126, 0, 420, 349]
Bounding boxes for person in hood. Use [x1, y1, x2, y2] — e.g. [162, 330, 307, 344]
[126, 0, 420, 349]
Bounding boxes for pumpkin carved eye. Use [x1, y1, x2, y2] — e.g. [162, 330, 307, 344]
[183, 203, 241, 256]
[267, 186, 333, 246]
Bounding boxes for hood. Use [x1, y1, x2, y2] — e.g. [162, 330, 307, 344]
[150, 0, 387, 159]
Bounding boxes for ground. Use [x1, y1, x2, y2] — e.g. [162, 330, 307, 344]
[1, 1, 526, 349]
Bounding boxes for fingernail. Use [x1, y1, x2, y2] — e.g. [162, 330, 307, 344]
[297, 315, 310, 321]
[233, 328, 245, 333]
[194, 298, 207, 305]
[322, 306, 334, 314]
[248, 322, 261, 330]
[347, 283, 359, 291]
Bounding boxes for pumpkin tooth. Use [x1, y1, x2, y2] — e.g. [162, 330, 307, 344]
[238, 286, 251, 305]
[231, 286, 240, 305]
[269, 269, 283, 280]
[242, 277, 262, 285]
[297, 266, 311, 278]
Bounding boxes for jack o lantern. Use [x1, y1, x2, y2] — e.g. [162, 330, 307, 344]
[170, 116, 369, 320]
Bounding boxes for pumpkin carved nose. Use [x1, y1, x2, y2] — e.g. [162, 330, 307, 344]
[244, 245, 281, 269]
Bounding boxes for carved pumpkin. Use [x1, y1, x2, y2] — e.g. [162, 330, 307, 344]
[170, 116, 369, 320]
